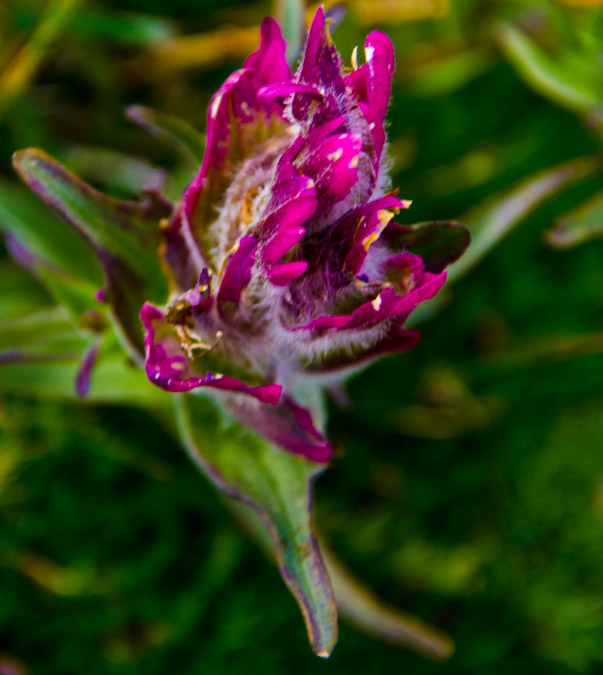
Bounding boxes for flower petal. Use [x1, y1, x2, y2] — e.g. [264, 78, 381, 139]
[166, 18, 291, 284]
[217, 235, 258, 307]
[141, 303, 281, 404]
[224, 394, 333, 463]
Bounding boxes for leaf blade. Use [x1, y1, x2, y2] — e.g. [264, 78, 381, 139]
[544, 189, 603, 249]
[448, 154, 603, 283]
[175, 393, 338, 657]
[126, 105, 206, 167]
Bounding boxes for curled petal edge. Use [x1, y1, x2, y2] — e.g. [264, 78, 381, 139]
[141, 303, 281, 405]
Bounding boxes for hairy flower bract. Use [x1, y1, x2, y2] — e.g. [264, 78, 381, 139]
[141, 8, 469, 462]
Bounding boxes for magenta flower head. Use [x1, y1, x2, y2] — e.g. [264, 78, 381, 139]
[141, 8, 469, 462]
[8, 7, 469, 657]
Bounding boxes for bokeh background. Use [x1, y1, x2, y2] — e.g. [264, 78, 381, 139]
[1, 0, 603, 673]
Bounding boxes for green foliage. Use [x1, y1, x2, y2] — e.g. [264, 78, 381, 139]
[176, 393, 337, 657]
[0, 0, 602, 672]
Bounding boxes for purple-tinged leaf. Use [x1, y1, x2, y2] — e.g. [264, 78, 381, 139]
[448, 154, 603, 283]
[5, 233, 101, 321]
[0, 180, 102, 285]
[303, 325, 420, 376]
[223, 394, 333, 462]
[13, 148, 170, 360]
[544, 190, 603, 249]
[75, 342, 100, 397]
[175, 392, 338, 657]
[12, 149, 167, 287]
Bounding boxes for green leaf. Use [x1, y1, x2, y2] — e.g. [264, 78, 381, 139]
[12, 149, 165, 289]
[275, 0, 306, 67]
[69, 7, 175, 47]
[4, 233, 102, 321]
[126, 105, 206, 167]
[0, 348, 169, 408]
[497, 23, 602, 117]
[448, 154, 603, 283]
[229, 499, 452, 659]
[0, 0, 83, 120]
[0, 258, 53, 321]
[0, 307, 79, 352]
[404, 46, 494, 98]
[322, 542, 454, 660]
[0, 180, 103, 286]
[61, 146, 160, 197]
[12, 148, 171, 360]
[544, 190, 603, 249]
[175, 393, 338, 657]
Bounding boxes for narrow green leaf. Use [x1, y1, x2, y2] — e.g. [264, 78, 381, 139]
[126, 105, 206, 167]
[0, 349, 168, 408]
[448, 154, 603, 283]
[4, 233, 101, 321]
[497, 23, 601, 116]
[12, 148, 166, 290]
[544, 190, 603, 249]
[229, 500, 452, 659]
[0, 258, 53, 321]
[175, 393, 338, 657]
[69, 7, 175, 47]
[322, 542, 454, 660]
[275, 0, 306, 67]
[0, 0, 83, 119]
[12, 148, 171, 359]
[0, 307, 76, 352]
[0, 180, 103, 286]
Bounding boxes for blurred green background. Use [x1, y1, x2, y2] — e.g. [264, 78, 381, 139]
[1, 0, 603, 672]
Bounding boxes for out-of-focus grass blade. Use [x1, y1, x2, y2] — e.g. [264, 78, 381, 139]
[61, 146, 160, 197]
[275, 0, 305, 66]
[322, 542, 454, 660]
[69, 6, 175, 47]
[482, 331, 603, 370]
[122, 26, 259, 79]
[0, 180, 103, 286]
[448, 154, 603, 283]
[5, 232, 101, 320]
[403, 46, 494, 97]
[0, 307, 76, 352]
[352, 0, 449, 25]
[230, 499, 451, 658]
[126, 105, 206, 167]
[497, 23, 602, 117]
[544, 190, 603, 249]
[176, 393, 338, 658]
[0, 0, 83, 119]
[0, 259, 51, 320]
[0, 349, 167, 407]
